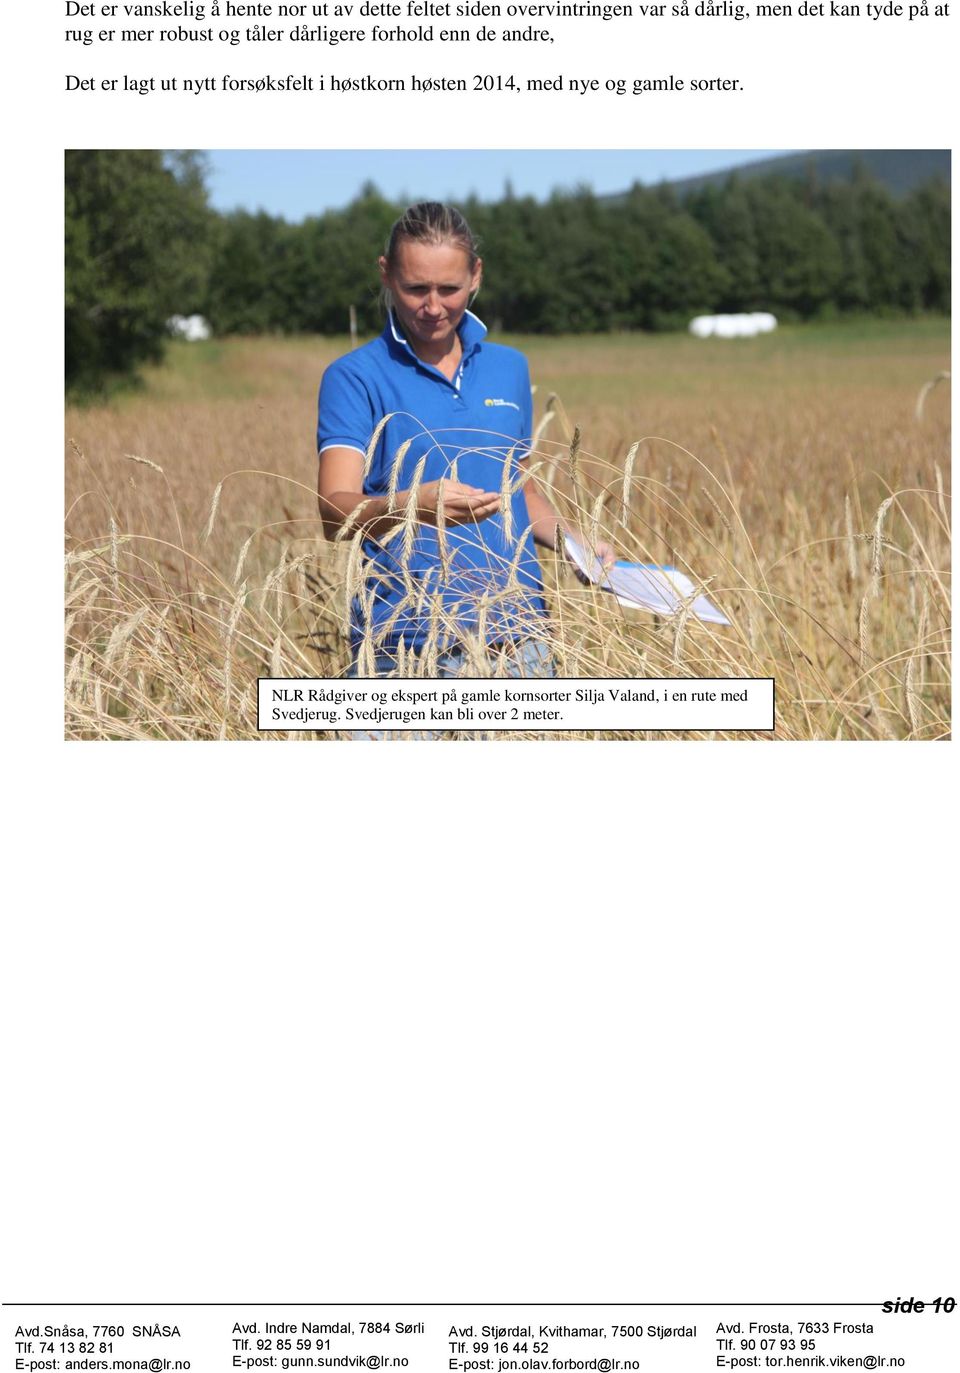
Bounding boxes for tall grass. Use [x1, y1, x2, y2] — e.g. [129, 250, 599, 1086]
[64, 329, 951, 741]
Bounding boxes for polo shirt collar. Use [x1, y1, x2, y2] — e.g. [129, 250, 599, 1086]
[385, 308, 487, 361]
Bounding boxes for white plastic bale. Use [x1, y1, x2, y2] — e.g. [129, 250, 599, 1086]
[167, 314, 212, 342]
[688, 315, 715, 338]
[688, 312, 777, 339]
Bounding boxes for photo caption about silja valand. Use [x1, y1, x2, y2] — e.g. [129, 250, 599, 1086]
[256, 678, 775, 732]
[7, 1302, 959, 1372]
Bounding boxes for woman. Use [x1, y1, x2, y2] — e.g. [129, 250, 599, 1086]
[317, 201, 609, 677]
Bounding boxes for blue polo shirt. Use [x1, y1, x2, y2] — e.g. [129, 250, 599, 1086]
[317, 310, 548, 653]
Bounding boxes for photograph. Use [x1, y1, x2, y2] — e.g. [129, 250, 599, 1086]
[64, 147, 951, 740]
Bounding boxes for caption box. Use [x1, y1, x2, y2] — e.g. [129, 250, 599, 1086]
[257, 678, 775, 732]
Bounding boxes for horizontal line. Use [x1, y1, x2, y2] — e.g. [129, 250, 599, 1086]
[2, 1302, 882, 1307]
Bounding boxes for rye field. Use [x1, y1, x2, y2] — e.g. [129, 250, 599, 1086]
[64, 320, 951, 740]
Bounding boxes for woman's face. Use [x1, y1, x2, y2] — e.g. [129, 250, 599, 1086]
[380, 240, 482, 352]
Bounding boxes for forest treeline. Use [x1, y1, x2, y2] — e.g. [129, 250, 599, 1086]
[65, 150, 950, 393]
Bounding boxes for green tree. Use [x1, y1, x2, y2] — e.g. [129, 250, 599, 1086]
[746, 178, 842, 318]
[895, 179, 950, 312]
[616, 185, 723, 330]
[530, 187, 624, 333]
[688, 177, 763, 312]
[226, 184, 400, 336]
[852, 174, 901, 312]
[204, 210, 290, 333]
[65, 150, 214, 393]
[817, 181, 871, 313]
[468, 192, 552, 332]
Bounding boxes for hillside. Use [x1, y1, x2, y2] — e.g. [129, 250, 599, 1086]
[625, 149, 951, 200]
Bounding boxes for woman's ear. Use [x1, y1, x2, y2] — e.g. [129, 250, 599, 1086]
[470, 257, 484, 300]
[378, 254, 390, 284]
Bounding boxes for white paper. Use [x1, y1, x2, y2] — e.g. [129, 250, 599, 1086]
[565, 535, 732, 624]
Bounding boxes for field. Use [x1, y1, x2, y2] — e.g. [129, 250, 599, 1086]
[64, 320, 951, 740]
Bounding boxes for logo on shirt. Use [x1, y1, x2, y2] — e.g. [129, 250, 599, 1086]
[484, 397, 521, 411]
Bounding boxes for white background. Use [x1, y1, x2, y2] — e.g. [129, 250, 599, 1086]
[3, 0, 957, 1321]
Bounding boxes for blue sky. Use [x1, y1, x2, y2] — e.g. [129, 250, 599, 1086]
[203, 150, 791, 221]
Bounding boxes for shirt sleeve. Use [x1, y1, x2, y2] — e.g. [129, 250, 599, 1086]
[317, 361, 376, 456]
[517, 354, 534, 458]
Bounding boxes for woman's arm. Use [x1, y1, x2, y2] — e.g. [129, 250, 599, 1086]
[521, 461, 569, 551]
[518, 456, 615, 566]
[317, 447, 501, 543]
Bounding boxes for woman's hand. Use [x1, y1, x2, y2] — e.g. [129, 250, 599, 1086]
[318, 449, 501, 542]
[517, 457, 617, 567]
[412, 480, 500, 527]
[593, 540, 617, 571]
[559, 525, 617, 573]
[574, 541, 617, 584]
